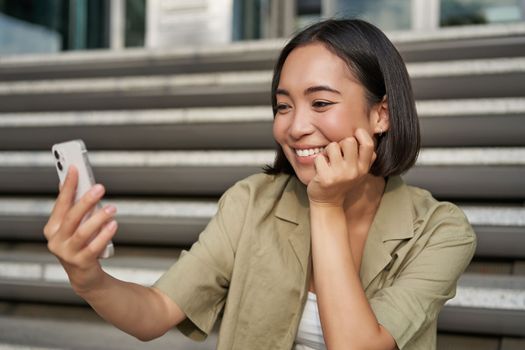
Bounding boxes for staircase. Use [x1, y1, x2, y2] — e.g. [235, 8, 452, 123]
[0, 23, 524, 349]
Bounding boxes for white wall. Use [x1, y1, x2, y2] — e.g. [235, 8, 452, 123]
[146, 0, 233, 48]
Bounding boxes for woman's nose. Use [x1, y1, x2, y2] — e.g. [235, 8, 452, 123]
[289, 111, 315, 140]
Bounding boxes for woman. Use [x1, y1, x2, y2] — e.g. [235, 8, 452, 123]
[44, 19, 476, 350]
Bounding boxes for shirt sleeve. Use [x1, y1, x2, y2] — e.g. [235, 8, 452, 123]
[369, 203, 477, 349]
[153, 182, 249, 340]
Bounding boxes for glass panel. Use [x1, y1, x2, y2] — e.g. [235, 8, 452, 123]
[69, 0, 109, 50]
[335, 0, 412, 31]
[297, 0, 321, 31]
[0, 0, 109, 55]
[232, 0, 262, 40]
[0, 0, 67, 55]
[86, 0, 109, 49]
[440, 0, 524, 27]
[125, 0, 145, 47]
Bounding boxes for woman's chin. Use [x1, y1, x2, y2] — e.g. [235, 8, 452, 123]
[294, 171, 315, 186]
[287, 158, 316, 185]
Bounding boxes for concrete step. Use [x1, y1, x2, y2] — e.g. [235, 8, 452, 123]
[0, 302, 217, 350]
[0, 71, 272, 112]
[437, 334, 525, 350]
[461, 205, 525, 258]
[393, 23, 525, 62]
[0, 150, 269, 196]
[2, 305, 524, 350]
[408, 57, 525, 99]
[0, 245, 177, 305]
[417, 98, 525, 147]
[1, 23, 524, 82]
[0, 107, 274, 151]
[0, 40, 285, 82]
[0, 246, 523, 337]
[0, 198, 523, 258]
[439, 274, 525, 337]
[0, 197, 216, 246]
[0, 98, 523, 150]
[0, 57, 523, 112]
[3, 302, 523, 350]
[403, 147, 525, 199]
[0, 148, 523, 198]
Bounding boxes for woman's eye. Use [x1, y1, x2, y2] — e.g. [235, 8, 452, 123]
[312, 101, 333, 109]
[276, 104, 291, 113]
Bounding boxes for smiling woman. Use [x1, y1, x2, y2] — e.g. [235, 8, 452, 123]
[272, 42, 384, 184]
[43, 18, 476, 350]
[266, 19, 420, 180]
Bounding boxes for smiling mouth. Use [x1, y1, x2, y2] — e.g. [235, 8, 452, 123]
[294, 147, 325, 157]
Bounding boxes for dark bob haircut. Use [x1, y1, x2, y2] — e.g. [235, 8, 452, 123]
[264, 19, 420, 177]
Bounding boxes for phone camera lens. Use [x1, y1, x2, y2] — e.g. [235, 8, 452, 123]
[54, 150, 60, 160]
[57, 161, 63, 171]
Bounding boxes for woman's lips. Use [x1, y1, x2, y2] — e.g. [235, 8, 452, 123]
[292, 146, 325, 164]
[294, 147, 325, 157]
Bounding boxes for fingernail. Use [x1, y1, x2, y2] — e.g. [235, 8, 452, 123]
[104, 205, 116, 215]
[90, 184, 104, 198]
[106, 220, 117, 231]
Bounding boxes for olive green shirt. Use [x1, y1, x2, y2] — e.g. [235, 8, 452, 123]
[154, 173, 476, 349]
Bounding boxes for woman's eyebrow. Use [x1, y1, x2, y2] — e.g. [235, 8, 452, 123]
[276, 85, 341, 97]
[275, 88, 290, 96]
[305, 85, 341, 95]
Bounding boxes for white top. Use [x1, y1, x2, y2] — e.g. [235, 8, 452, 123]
[294, 292, 327, 350]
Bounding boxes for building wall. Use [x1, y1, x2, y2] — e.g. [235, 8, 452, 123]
[146, 0, 233, 48]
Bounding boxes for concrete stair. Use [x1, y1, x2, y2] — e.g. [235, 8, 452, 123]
[0, 22, 524, 82]
[0, 23, 524, 349]
[0, 57, 524, 113]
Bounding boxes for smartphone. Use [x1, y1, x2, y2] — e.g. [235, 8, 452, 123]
[52, 140, 114, 258]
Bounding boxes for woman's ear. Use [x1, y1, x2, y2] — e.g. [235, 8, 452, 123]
[371, 95, 390, 137]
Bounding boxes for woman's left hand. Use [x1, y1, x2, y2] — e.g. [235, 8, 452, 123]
[307, 128, 377, 207]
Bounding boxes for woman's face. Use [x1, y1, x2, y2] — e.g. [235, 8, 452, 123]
[273, 42, 383, 185]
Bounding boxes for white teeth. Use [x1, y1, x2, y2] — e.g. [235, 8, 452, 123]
[295, 147, 324, 157]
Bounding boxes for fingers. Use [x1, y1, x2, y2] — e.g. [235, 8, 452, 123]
[84, 220, 118, 259]
[354, 128, 376, 172]
[321, 128, 375, 175]
[339, 137, 358, 166]
[313, 151, 330, 177]
[56, 184, 106, 242]
[48, 204, 118, 267]
[324, 141, 344, 165]
[44, 166, 78, 240]
[68, 204, 117, 252]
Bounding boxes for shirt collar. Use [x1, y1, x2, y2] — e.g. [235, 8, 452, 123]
[274, 174, 415, 289]
[275, 175, 311, 274]
[360, 175, 415, 289]
[369, 175, 414, 242]
[275, 175, 309, 225]
[274, 175, 414, 239]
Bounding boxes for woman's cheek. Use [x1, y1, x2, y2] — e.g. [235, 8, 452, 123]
[321, 114, 353, 140]
[272, 116, 287, 144]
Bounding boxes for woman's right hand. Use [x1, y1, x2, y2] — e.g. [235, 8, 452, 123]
[43, 166, 118, 295]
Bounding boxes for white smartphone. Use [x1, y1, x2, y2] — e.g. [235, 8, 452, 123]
[52, 139, 114, 258]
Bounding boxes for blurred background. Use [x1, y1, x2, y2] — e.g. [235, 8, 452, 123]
[0, 0, 524, 349]
[1, 0, 524, 54]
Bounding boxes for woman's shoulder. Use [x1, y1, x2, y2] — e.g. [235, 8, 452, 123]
[224, 172, 295, 201]
[405, 181, 463, 218]
[403, 180, 476, 242]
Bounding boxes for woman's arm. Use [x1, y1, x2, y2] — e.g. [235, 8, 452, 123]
[44, 166, 186, 341]
[77, 273, 186, 341]
[310, 203, 396, 350]
[307, 129, 396, 350]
